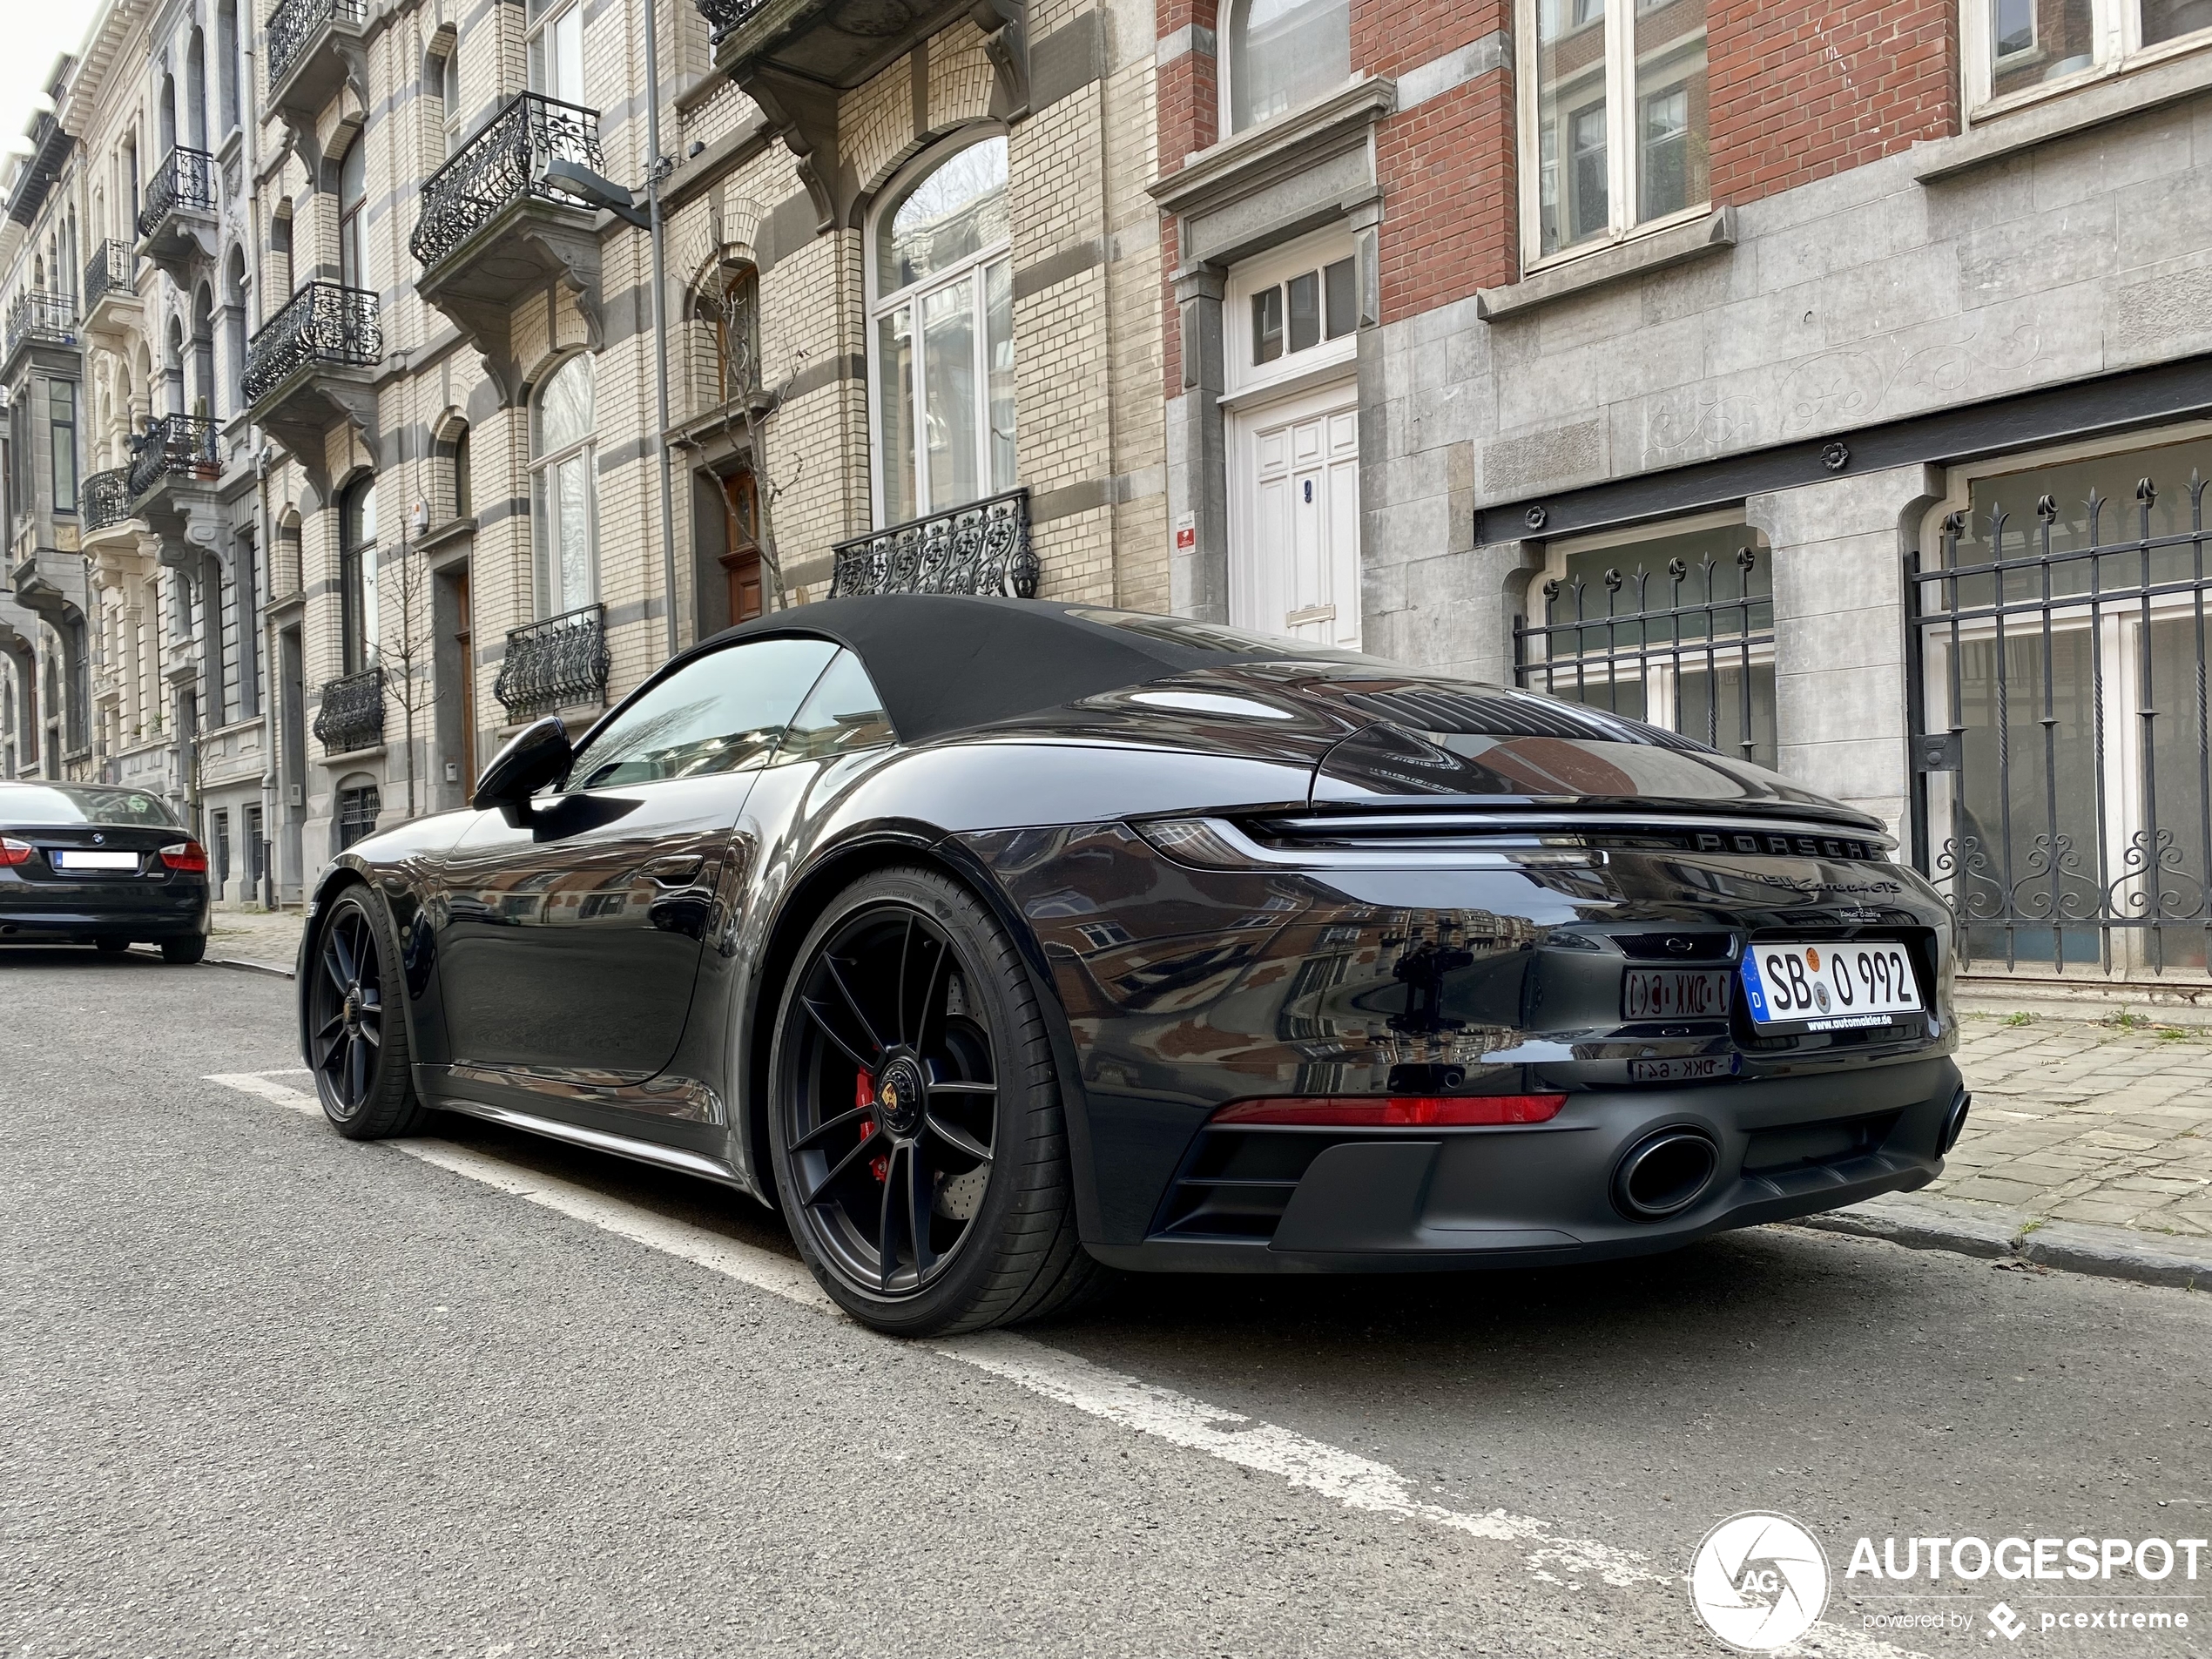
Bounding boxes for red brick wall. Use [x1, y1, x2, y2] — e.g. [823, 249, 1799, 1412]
[1708, 0, 1958, 206]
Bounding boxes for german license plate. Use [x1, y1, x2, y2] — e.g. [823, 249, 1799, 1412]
[1740, 941, 1921, 1029]
[53, 850, 139, 872]
[1629, 1054, 1739, 1083]
[1622, 968, 1732, 1022]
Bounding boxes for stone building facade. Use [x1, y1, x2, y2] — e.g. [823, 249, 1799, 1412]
[1160, 0, 2212, 988]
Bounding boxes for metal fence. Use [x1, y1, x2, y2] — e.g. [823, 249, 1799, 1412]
[138, 146, 216, 238]
[1514, 547, 1776, 766]
[495, 604, 610, 720]
[127, 414, 220, 501]
[79, 468, 132, 532]
[243, 280, 381, 403]
[83, 240, 136, 312]
[1909, 477, 2212, 978]
[409, 92, 603, 269]
[314, 665, 386, 755]
[266, 0, 365, 91]
[693, 0, 770, 41]
[829, 488, 1037, 600]
[3, 290, 76, 362]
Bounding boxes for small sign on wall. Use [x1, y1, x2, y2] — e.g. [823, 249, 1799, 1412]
[1174, 513, 1196, 552]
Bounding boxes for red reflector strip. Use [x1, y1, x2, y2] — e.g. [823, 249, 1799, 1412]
[1211, 1094, 1568, 1128]
[0, 837, 31, 867]
[159, 840, 210, 873]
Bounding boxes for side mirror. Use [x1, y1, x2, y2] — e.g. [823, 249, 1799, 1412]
[471, 716, 573, 824]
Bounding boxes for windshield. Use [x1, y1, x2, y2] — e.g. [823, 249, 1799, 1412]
[0, 784, 182, 827]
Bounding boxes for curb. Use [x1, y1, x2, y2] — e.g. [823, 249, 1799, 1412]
[206, 954, 296, 980]
[1789, 1196, 2210, 1291]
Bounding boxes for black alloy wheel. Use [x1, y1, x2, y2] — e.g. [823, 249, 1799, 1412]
[307, 887, 426, 1139]
[769, 867, 1105, 1335]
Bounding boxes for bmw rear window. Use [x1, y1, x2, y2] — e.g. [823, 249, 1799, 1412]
[0, 785, 181, 827]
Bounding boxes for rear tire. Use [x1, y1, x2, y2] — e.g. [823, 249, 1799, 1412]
[160, 935, 206, 965]
[766, 866, 1108, 1336]
[94, 936, 130, 955]
[307, 887, 428, 1138]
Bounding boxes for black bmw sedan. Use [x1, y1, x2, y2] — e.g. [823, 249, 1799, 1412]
[0, 781, 211, 962]
[299, 597, 1966, 1335]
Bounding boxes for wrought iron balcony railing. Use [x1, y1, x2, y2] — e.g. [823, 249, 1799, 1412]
[83, 240, 137, 312]
[138, 147, 217, 239]
[695, 0, 771, 42]
[244, 281, 381, 403]
[829, 488, 1037, 599]
[494, 604, 610, 719]
[266, 0, 366, 92]
[409, 92, 604, 270]
[313, 664, 386, 754]
[80, 469, 133, 532]
[4, 290, 77, 361]
[127, 415, 221, 501]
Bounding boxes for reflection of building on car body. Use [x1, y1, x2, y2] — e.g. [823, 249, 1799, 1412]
[296, 597, 1968, 1335]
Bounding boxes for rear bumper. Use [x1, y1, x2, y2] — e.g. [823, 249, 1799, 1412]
[1088, 1056, 1961, 1274]
[0, 893, 210, 941]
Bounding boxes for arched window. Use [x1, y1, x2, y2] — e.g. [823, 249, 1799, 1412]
[1225, 0, 1351, 132]
[218, 0, 239, 133]
[340, 475, 379, 673]
[430, 43, 462, 158]
[187, 30, 208, 150]
[223, 246, 247, 412]
[337, 140, 367, 291]
[531, 354, 596, 617]
[869, 134, 1013, 526]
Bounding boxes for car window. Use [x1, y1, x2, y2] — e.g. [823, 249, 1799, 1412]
[569, 637, 840, 790]
[772, 649, 895, 765]
[0, 785, 181, 827]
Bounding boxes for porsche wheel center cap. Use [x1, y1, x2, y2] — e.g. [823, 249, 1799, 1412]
[876, 1057, 926, 1135]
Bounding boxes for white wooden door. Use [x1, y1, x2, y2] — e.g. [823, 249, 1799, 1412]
[1231, 384, 1361, 649]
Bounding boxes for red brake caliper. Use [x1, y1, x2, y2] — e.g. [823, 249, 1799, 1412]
[858, 1070, 888, 1183]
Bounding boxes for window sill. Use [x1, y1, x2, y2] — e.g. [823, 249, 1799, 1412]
[1475, 207, 1736, 323]
[416, 515, 475, 556]
[319, 743, 388, 766]
[1917, 45, 2212, 182]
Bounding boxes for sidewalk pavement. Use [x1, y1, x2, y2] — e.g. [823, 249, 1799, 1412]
[193, 912, 2209, 1288]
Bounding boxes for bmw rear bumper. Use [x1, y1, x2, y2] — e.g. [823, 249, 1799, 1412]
[0, 894, 210, 943]
[1087, 1056, 1961, 1274]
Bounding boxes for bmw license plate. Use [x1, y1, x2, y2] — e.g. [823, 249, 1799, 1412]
[53, 850, 139, 872]
[1740, 941, 1922, 1030]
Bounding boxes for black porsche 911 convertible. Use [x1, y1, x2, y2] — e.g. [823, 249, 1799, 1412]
[300, 596, 1966, 1334]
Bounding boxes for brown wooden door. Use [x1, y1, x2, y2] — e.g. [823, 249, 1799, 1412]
[719, 471, 764, 623]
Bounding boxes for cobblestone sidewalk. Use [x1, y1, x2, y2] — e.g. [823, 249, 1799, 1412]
[1939, 1010, 2212, 1240]
[204, 907, 307, 974]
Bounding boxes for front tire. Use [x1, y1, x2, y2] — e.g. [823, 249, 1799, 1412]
[307, 887, 427, 1138]
[766, 867, 1105, 1336]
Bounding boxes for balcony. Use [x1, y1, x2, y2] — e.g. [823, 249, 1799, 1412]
[127, 415, 225, 569]
[244, 281, 381, 463]
[494, 604, 610, 721]
[79, 469, 134, 535]
[82, 240, 141, 340]
[137, 147, 219, 282]
[700, 0, 1027, 226]
[3, 290, 77, 374]
[313, 664, 385, 755]
[829, 488, 1036, 599]
[409, 93, 607, 388]
[265, 0, 368, 125]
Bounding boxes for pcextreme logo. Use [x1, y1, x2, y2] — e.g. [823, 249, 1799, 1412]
[1689, 1512, 1831, 1651]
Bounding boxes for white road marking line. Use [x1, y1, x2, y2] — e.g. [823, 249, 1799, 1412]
[204, 1068, 1924, 1659]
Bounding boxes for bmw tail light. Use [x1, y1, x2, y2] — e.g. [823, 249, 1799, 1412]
[159, 840, 210, 873]
[1211, 1095, 1568, 1128]
[0, 836, 30, 867]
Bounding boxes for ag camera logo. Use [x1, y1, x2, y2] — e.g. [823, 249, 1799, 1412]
[1691, 1512, 1831, 1651]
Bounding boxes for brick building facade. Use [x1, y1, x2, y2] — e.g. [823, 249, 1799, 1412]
[1161, 0, 2212, 988]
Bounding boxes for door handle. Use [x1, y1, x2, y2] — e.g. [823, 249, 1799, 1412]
[640, 853, 705, 886]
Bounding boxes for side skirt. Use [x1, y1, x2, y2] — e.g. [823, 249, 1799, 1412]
[428, 1095, 749, 1188]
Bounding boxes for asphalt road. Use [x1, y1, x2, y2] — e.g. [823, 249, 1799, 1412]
[4, 948, 2208, 1659]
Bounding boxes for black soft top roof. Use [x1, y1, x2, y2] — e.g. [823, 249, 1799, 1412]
[699, 596, 1359, 744]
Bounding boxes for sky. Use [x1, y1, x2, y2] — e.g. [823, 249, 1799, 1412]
[0, 0, 105, 165]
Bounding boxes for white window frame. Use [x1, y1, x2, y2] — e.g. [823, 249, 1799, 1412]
[864, 132, 1014, 529]
[526, 0, 585, 105]
[1217, 0, 1356, 138]
[1222, 226, 1359, 404]
[1515, 0, 1712, 276]
[1963, 0, 2212, 124]
[530, 354, 599, 618]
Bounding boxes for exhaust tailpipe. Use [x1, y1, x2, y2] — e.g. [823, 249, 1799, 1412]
[1614, 1129, 1720, 1220]
[1938, 1090, 1973, 1155]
